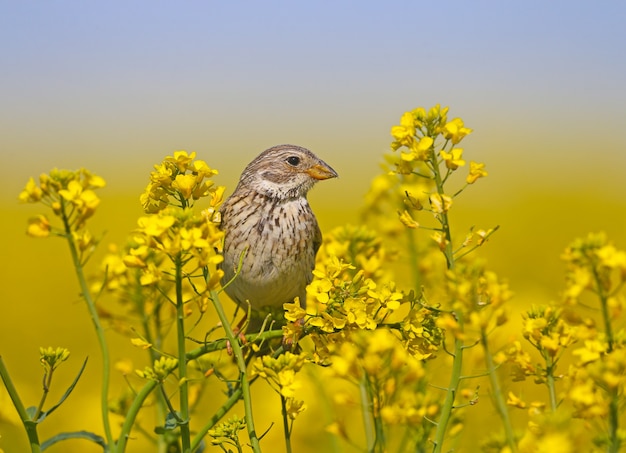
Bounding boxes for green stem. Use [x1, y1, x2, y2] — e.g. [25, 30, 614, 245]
[61, 206, 113, 450]
[359, 376, 375, 452]
[429, 157, 455, 271]
[33, 368, 54, 421]
[0, 357, 41, 453]
[607, 394, 621, 453]
[185, 330, 284, 361]
[406, 228, 422, 289]
[209, 288, 262, 452]
[591, 269, 621, 452]
[544, 354, 558, 412]
[174, 256, 192, 453]
[190, 386, 243, 451]
[592, 267, 615, 353]
[115, 379, 159, 453]
[429, 148, 464, 452]
[134, 278, 169, 453]
[280, 395, 293, 453]
[431, 316, 464, 453]
[481, 330, 518, 452]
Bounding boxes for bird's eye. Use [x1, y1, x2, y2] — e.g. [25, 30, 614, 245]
[286, 156, 300, 166]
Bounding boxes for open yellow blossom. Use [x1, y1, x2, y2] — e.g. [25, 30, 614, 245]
[165, 150, 196, 171]
[18, 177, 43, 202]
[137, 214, 176, 238]
[26, 215, 51, 238]
[466, 161, 488, 184]
[440, 148, 466, 170]
[398, 209, 419, 229]
[180, 227, 210, 250]
[572, 340, 606, 365]
[443, 118, 473, 144]
[391, 111, 416, 147]
[507, 391, 527, 409]
[172, 174, 197, 200]
[402, 136, 433, 162]
[429, 193, 453, 214]
[596, 244, 626, 269]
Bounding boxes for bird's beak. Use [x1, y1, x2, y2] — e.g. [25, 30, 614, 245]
[305, 162, 338, 180]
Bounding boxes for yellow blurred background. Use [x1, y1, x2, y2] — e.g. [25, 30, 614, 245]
[2, 1, 626, 451]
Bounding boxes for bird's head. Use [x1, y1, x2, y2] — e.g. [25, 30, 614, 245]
[239, 144, 338, 199]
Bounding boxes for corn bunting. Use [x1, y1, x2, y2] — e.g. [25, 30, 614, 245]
[219, 144, 337, 315]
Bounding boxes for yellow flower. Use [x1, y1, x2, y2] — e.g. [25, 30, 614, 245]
[466, 161, 488, 184]
[18, 177, 43, 202]
[165, 150, 196, 172]
[139, 263, 163, 286]
[443, 118, 473, 144]
[572, 340, 606, 364]
[251, 352, 307, 400]
[284, 301, 306, 322]
[391, 112, 416, 145]
[192, 159, 219, 178]
[26, 215, 51, 238]
[136, 356, 178, 381]
[539, 334, 561, 357]
[402, 136, 433, 162]
[308, 312, 346, 332]
[398, 209, 419, 229]
[151, 162, 174, 185]
[180, 227, 209, 250]
[208, 415, 246, 445]
[57, 180, 84, 203]
[506, 391, 527, 409]
[73, 229, 95, 252]
[39, 346, 70, 371]
[596, 244, 626, 269]
[172, 174, 197, 200]
[284, 398, 306, 420]
[307, 278, 333, 304]
[427, 104, 448, 123]
[114, 358, 134, 375]
[431, 231, 448, 251]
[440, 148, 466, 170]
[429, 193, 453, 214]
[205, 268, 224, 290]
[137, 214, 176, 238]
[131, 338, 152, 350]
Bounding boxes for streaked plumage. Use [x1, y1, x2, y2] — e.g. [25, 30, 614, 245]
[219, 144, 337, 312]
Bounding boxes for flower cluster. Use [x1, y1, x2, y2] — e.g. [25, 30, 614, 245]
[523, 306, 576, 360]
[124, 207, 223, 282]
[140, 150, 223, 213]
[208, 415, 247, 450]
[39, 346, 71, 373]
[115, 153, 226, 306]
[136, 356, 179, 381]
[19, 169, 105, 257]
[562, 232, 626, 313]
[325, 329, 441, 449]
[251, 352, 307, 420]
[17, 106, 626, 453]
[503, 234, 626, 451]
[390, 105, 479, 180]
[315, 224, 397, 284]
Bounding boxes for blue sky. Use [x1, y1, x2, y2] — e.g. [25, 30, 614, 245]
[2, 1, 626, 199]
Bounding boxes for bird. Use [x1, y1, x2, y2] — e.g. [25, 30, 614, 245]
[219, 144, 338, 321]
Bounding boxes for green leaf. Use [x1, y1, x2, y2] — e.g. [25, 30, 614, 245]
[41, 430, 106, 451]
[25, 406, 37, 419]
[37, 357, 88, 422]
[165, 411, 183, 430]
